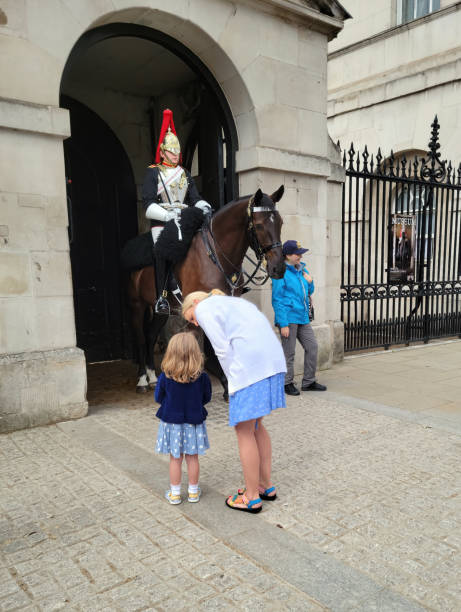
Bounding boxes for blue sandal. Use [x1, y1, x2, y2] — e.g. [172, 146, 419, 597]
[238, 486, 277, 501]
[226, 494, 262, 514]
[260, 486, 277, 501]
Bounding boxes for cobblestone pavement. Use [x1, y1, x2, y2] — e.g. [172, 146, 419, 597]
[1, 352, 461, 611]
[0, 423, 323, 611]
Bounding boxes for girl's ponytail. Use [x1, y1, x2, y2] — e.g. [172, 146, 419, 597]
[182, 288, 226, 317]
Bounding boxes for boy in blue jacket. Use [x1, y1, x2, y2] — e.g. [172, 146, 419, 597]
[271, 240, 327, 396]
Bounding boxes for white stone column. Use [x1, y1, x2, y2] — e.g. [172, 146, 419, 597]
[237, 141, 345, 375]
[0, 98, 88, 432]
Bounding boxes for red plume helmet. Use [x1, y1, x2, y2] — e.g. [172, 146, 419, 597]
[155, 109, 180, 164]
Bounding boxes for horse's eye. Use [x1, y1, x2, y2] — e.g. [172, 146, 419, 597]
[254, 223, 264, 230]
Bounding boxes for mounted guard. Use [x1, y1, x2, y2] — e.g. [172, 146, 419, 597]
[142, 108, 212, 314]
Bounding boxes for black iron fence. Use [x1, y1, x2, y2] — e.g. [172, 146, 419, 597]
[340, 117, 461, 351]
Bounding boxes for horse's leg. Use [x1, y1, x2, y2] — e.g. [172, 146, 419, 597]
[137, 265, 168, 389]
[130, 297, 149, 393]
[144, 307, 156, 388]
[145, 312, 168, 388]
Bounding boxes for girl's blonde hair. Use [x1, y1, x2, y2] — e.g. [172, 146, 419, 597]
[161, 332, 204, 383]
[181, 288, 226, 317]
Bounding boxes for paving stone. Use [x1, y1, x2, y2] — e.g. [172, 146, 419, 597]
[112, 591, 153, 611]
[76, 594, 117, 612]
[206, 570, 241, 591]
[20, 572, 60, 599]
[187, 580, 218, 600]
[36, 592, 70, 611]
[157, 597, 193, 611]
[151, 559, 182, 581]
[200, 595, 234, 610]
[0, 589, 32, 611]
[177, 551, 209, 568]
[190, 561, 222, 581]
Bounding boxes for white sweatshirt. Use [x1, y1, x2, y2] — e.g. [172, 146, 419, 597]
[195, 295, 286, 394]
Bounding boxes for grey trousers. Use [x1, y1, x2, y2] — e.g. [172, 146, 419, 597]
[280, 323, 318, 386]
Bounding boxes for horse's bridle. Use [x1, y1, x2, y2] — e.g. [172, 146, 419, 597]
[246, 196, 283, 259]
[200, 196, 283, 295]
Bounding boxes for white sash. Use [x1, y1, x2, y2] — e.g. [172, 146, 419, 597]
[157, 166, 184, 196]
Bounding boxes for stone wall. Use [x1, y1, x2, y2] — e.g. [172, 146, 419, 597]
[0, 99, 88, 432]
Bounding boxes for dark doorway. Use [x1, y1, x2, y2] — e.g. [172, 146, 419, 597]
[62, 96, 138, 362]
[60, 24, 238, 365]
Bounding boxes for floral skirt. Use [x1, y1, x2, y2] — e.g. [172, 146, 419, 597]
[156, 421, 210, 459]
[228, 372, 286, 427]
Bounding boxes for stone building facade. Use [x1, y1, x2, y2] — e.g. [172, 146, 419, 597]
[328, 0, 461, 161]
[0, 0, 348, 432]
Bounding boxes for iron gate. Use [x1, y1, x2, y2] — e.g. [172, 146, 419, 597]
[340, 117, 461, 352]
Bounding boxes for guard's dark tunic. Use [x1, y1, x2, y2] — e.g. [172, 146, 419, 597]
[141, 165, 202, 229]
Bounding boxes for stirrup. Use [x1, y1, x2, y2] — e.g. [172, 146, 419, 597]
[155, 296, 170, 315]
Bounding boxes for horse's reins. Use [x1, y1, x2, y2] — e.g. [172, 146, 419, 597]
[201, 196, 282, 295]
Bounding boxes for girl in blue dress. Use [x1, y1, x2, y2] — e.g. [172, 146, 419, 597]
[155, 332, 211, 505]
[182, 289, 286, 514]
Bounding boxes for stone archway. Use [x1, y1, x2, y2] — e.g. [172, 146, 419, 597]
[59, 20, 241, 389]
[61, 23, 239, 211]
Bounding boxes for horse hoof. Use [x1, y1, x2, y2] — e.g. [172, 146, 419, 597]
[136, 385, 149, 394]
[223, 392, 229, 401]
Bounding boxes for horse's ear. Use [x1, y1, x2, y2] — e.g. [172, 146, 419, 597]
[254, 188, 263, 205]
[270, 185, 284, 203]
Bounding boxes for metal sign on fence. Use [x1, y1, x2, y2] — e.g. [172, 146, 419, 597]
[340, 116, 461, 352]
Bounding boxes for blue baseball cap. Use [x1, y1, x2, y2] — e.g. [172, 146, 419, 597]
[282, 240, 309, 256]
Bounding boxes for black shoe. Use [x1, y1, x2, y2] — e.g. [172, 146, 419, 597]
[154, 297, 170, 315]
[302, 381, 327, 391]
[284, 383, 300, 396]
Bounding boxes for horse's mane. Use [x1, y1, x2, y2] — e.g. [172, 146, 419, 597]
[212, 193, 275, 221]
[212, 195, 248, 221]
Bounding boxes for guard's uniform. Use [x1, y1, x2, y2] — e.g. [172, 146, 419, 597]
[143, 109, 211, 313]
[141, 164, 204, 242]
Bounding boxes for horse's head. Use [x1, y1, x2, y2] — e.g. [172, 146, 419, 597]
[249, 186, 285, 279]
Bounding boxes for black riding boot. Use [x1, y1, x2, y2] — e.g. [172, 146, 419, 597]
[154, 257, 170, 315]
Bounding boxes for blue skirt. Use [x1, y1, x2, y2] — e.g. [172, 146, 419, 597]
[228, 372, 286, 427]
[156, 422, 210, 458]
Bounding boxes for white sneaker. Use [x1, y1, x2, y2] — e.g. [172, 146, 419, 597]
[188, 488, 201, 503]
[165, 490, 182, 505]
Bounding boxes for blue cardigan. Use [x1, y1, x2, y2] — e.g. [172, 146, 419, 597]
[154, 371, 211, 425]
[271, 262, 314, 327]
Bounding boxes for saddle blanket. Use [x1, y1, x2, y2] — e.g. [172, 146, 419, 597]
[120, 206, 205, 271]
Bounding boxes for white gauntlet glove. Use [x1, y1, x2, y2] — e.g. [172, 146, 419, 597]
[194, 200, 212, 214]
[165, 210, 177, 222]
[146, 203, 177, 223]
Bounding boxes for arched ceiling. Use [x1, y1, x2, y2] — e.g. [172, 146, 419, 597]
[61, 36, 197, 97]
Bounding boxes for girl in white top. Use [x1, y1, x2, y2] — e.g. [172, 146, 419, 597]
[183, 289, 286, 513]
